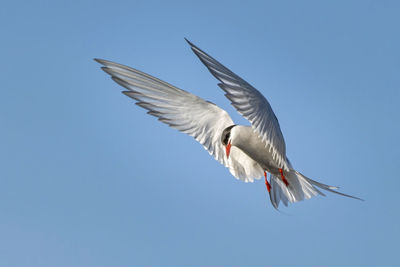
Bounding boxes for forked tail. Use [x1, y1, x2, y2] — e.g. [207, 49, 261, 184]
[269, 169, 363, 209]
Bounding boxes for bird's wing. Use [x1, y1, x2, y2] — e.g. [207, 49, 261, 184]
[186, 39, 289, 171]
[95, 58, 263, 182]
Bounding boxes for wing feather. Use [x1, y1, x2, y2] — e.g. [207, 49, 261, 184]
[185, 39, 289, 171]
[95, 58, 264, 182]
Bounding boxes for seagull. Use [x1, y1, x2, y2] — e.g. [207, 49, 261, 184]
[95, 39, 361, 209]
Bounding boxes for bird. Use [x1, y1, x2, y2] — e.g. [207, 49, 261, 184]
[95, 39, 362, 209]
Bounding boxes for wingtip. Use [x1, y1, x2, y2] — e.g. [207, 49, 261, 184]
[184, 37, 193, 46]
[184, 38, 199, 51]
[354, 196, 365, 202]
[94, 58, 107, 65]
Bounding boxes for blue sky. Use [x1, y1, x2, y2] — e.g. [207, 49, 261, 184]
[1, 0, 399, 266]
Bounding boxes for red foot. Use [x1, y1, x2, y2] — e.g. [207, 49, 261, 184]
[279, 168, 289, 187]
[264, 171, 271, 192]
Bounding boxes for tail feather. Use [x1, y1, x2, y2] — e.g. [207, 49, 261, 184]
[296, 171, 364, 201]
[268, 169, 363, 209]
[269, 176, 290, 209]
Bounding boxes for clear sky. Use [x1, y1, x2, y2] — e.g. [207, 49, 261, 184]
[1, 0, 399, 266]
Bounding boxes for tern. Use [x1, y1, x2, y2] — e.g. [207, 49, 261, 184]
[95, 39, 361, 208]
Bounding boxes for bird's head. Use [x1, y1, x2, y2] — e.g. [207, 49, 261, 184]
[221, 125, 236, 159]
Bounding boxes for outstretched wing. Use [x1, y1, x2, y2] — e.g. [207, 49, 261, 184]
[95, 58, 264, 182]
[186, 39, 289, 171]
[95, 58, 233, 166]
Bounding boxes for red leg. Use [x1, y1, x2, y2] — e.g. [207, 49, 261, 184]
[264, 171, 271, 192]
[279, 168, 289, 187]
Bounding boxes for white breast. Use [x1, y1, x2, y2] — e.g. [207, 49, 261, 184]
[226, 146, 265, 183]
[231, 125, 284, 175]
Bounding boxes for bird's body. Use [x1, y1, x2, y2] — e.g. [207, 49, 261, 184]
[95, 39, 361, 208]
[230, 125, 282, 175]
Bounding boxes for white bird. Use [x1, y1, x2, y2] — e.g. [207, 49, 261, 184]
[95, 39, 361, 209]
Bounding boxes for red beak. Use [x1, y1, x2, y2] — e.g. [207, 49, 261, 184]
[226, 141, 232, 159]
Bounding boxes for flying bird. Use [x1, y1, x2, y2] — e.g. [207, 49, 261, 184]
[95, 39, 361, 208]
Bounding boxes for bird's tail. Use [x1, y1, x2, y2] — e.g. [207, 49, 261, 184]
[269, 169, 362, 209]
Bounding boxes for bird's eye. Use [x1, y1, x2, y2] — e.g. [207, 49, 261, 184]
[221, 125, 235, 145]
[222, 132, 230, 146]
